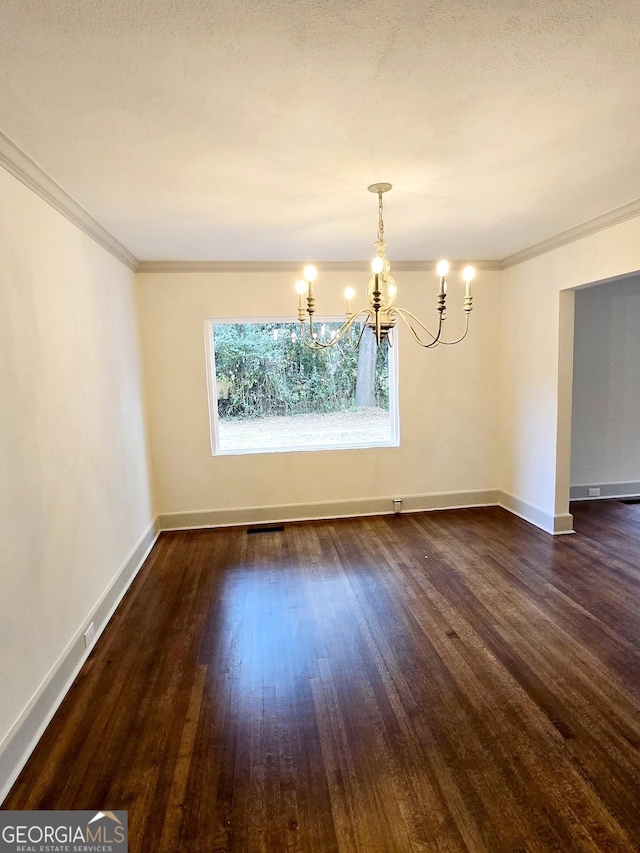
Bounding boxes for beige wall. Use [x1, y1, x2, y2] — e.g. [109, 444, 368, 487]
[136, 269, 502, 524]
[500, 217, 640, 530]
[0, 167, 154, 782]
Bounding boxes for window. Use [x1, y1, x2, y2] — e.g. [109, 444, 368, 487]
[206, 319, 399, 455]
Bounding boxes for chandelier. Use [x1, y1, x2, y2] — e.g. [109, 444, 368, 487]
[294, 183, 475, 349]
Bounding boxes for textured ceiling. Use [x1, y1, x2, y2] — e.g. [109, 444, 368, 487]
[1, 0, 640, 262]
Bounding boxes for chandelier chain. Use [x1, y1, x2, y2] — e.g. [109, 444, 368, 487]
[377, 192, 384, 244]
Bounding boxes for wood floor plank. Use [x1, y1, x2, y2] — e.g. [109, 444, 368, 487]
[4, 502, 640, 852]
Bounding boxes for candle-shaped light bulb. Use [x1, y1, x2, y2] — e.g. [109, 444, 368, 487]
[302, 264, 317, 305]
[462, 265, 475, 297]
[344, 286, 355, 315]
[437, 259, 448, 295]
[437, 259, 449, 277]
[371, 256, 384, 274]
[295, 278, 306, 314]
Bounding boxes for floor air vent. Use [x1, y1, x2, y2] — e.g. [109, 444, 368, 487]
[620, 498, 640, 505]
[247, 524, 285, 535]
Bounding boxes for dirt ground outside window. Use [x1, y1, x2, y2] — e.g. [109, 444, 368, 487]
[217, 407, 392, 452]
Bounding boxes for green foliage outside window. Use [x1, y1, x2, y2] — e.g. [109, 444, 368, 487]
[213, 322, 389, 420]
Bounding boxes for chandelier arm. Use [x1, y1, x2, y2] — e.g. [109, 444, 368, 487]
[395, 308, 443, 347]
[299, 309, 371, 350]
[303, 313, 329, 350]
[298, 315, 326, 350]
[298, 322, 331, 349]
[345, 310, 375, 350]
[437, 314, 470, 345]
[395, 308, 440, 341]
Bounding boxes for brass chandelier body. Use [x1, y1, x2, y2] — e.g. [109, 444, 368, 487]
[294, 183, 475, 350]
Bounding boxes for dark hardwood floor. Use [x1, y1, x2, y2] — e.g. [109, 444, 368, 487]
[4, 502, 640, 852]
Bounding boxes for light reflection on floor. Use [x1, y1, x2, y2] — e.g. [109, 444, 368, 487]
[205, 553, 383, 728]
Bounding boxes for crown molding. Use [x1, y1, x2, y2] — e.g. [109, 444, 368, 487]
[137, 258, 502, 274]
[0, 129, 139, 271]
[501, 197, 640, 269]
[3, 122, 639, 275]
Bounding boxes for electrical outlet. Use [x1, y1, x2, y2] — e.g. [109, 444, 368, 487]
[84, 622, 95, 648]
[588, 487, 601, 497]
[393, 498, 402, 514]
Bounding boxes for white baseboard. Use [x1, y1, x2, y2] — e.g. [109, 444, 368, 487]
[499, 491, 574, 535]
[0, 516, 160, 805]
[158, 490, 502, 530]
[160, 491, 575, 535]
[570, 481, 640, 501]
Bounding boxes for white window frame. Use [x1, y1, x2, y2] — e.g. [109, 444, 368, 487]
[204, 317, 400, 456]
